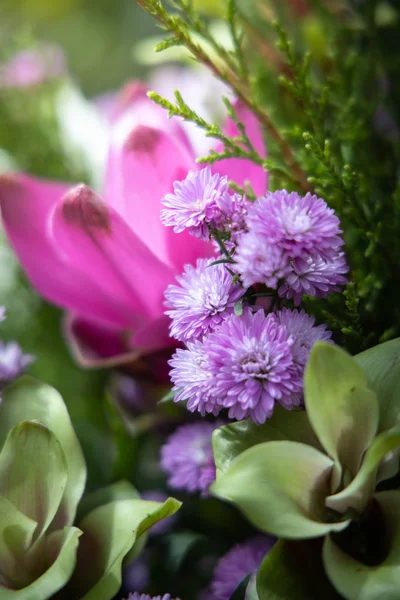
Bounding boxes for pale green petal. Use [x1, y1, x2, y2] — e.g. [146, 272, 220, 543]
[77, 480, 140, 520]
[305, 343, 378, 491]
[0, 377, 86, 528]
[69, 497, 181, 600]
[326, 428, 400, 514]
[323, 491, 400, 600]
[245, 574, 259, 600]
[0, 526, 82, 600]
[76, 480, 145, 567]
[0, 422, 67, 540]
[0, 497, 37, 588]
[355, 337, 400, 432]
[213, 406, 321, 475]
[256, 539, 342, 600]
[211, 441, 349, 539]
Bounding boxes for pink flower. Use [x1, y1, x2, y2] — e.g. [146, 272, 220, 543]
[0, 44, 66, 88]
[0, 84, 266, 367]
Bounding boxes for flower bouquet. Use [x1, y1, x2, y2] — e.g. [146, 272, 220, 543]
[0, 0, 400, 598]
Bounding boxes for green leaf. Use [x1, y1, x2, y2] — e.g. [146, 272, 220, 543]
[0, 526, 82, 599]
[70, 497, 181, 600]
[355, 337, 400, 433]
[211, 441, 349, 539]
[257, 539, 342, 600]
[0, 421, 67, 540]
[305, 343, 378, 491]
[326, 428, 400, 514]
[323, 491, 400, 600]
[0, 377, 86, 528]
[213, 406, 321, 474]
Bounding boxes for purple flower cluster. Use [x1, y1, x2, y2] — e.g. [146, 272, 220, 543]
[161, 167, 248, 241]
[209, 536, 275, 600]
[161, 173, 343, 426]
[161, 421, 221, 495]
[169, 309, 331, 424]
[236, 190, 347, 304]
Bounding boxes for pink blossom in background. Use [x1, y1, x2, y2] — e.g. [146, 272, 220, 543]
[0, 44, 66, 88]
[0, 81, 266, 368]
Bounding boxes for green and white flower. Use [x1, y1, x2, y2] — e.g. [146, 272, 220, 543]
[211, 339, 400, 600]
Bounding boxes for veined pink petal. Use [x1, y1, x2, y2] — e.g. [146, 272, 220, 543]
[105, 116, 210, 271]
[51, 184, 175, 321]
[213, 100, 268, 196]
[0, 174, 131, 328]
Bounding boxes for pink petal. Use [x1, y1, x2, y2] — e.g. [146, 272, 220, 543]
[0, 174, 129, 328]
[63, 314, 142, 368]
[105, 112, 210, 271]
[51, 184, 175, 322]
[130, 313, 176, 354]
[213, 100, 268, 196]
[64, 314, 175, 379]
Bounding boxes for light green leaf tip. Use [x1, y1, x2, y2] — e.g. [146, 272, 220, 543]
[355, 337, 400, 433]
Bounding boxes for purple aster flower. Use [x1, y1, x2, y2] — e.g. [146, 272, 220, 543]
[278, 252, 348, 305]
[169, 340, 219, 416]
[124, 594, 179, 600]
[275, 308, 332, 407]
[165, 258, 243, 342]
[161, 167, 230, 240]
[246, 190, 343, 260]
[234, 231, 289, 289]
[206, 310, 301, 424]
[217, 192, 249, 242]
[209, 536, 275, 600]
[161, 421, 221, 495]
[0, 341, 34, 386]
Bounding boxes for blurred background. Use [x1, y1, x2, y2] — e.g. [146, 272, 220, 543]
[1, 0, 155, 94]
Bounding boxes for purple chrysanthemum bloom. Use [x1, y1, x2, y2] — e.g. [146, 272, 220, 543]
[217, 192, 249, 242]
[275, 308, 332, 407]
[234, 231, 290, 289]
[206, 310, 301, 424]
[0, 341, 34, 386]
[161, 421, 221, 495]
[169, 340, 219, 416]
[161, 167, 229, 240]
[247, 190, 343, 260]
[209, 536, 275, 600]
[165, 258, 243, 342]
[124, 594, 179, 600]
[278, 252, 348, 305]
